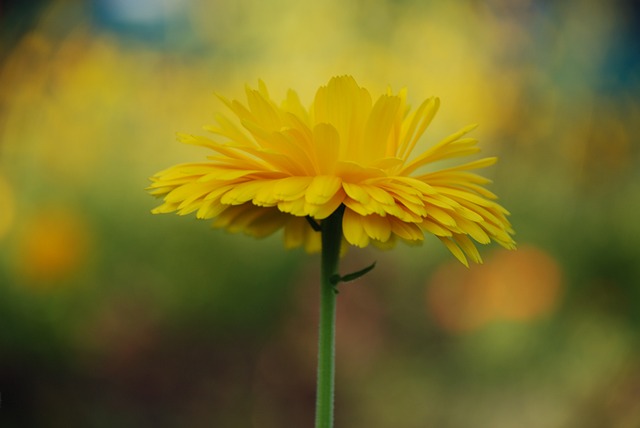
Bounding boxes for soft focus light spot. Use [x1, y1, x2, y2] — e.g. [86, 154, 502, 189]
[0, 174, 16, 240]
[15, 207, 93, 287]
[425, 261, 493, 333]
[95, 0, 187, 25]
[426, 245, 563, 333]
[478, 246, 564, 322]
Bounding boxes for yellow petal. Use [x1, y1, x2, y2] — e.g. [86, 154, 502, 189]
[342, 208, 370, 247]
[303, 226, 322, 253]
[165, 182, 212, 204]
[313, 76, 372, 158]
[220, 180, 266, 205]
[362, 214, 392, 242]
[196, 199, 227, 219]
[392, 177, 436, 195]
[277, 197, 307, 217]
[455, 217, 491, 244]
[244, 208, 287, 238]
[438, 237, 469, 267]
[273, 176, 313, 201]
[204, 113, 255, 147]
[226, 206, 270, 234]
[344, 198, 386, 217]
[283, 217, 306, 248]
[305, 175, 342, 205]
[253, 180, 279, 206]
[453, 234, 483, 264]
[335, 161, 386, 182]
[231, 136, 306, 175]
[363, 94, 402, 162]
[453, 205, 485, 223]
[283, 216, 322, 253]
[421, 219, 453, 236]
[282, 89, 310, 125]
[401, 123, 478, 176]
[204, 184, 235, 201]
[307, 189, 346, 220]
[342, 182, 371, 204]
[434, 187, 497, 208]
[398, 96, 439, 160]
[151, 202, 179, 214]
[426, 205, 457, 227]
[363, 184, 395, 205]
[373, 157, 404, 171]
[212, 204, 253, 229]
[390, 218, 424, 241]
[245, 86, 281, 131]
[313, 123, 340, 174]
[240, 120, 315, 172]
[198, 168, 261, 182]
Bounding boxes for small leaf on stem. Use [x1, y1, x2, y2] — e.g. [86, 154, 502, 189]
[329, 261, 377, 286]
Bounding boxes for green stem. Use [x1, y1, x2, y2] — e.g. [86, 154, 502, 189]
[315, 205, 344, 428]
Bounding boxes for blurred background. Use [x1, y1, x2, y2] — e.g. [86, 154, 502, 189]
[1, 0, 639, 426]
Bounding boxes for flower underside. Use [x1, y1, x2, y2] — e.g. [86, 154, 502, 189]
[148, 76, 515, 265]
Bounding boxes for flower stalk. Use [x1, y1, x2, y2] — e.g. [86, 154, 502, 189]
[315, 205, 344, 428]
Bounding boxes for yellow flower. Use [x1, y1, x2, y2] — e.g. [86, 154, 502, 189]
[148, 76, 515, 265]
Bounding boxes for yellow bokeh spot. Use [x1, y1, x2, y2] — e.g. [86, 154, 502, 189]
[15, 207, 93, 287]
[426, 245, 563, 333]
[477, 247, 564, 322]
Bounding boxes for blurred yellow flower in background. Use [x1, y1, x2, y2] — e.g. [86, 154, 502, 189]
[148, 76, 515, 265]
[14, 206, 92, 287]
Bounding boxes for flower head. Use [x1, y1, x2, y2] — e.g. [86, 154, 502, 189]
[148, 76, 515, 265]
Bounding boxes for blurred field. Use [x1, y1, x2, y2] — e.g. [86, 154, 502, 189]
[1, 0, 639, 427]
